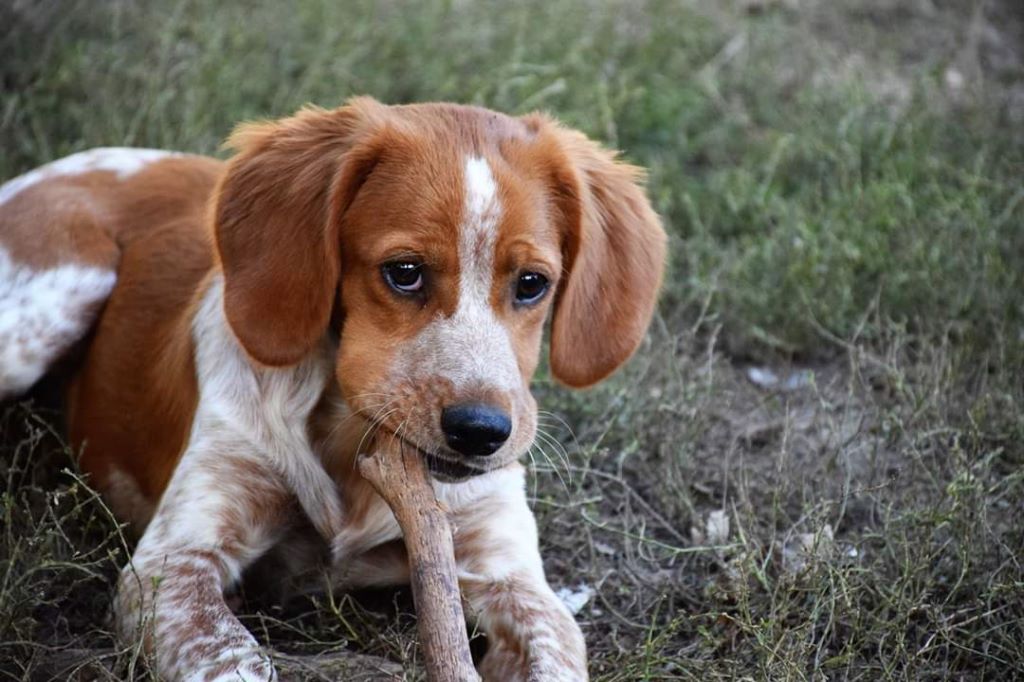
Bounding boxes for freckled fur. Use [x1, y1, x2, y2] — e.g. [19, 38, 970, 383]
[0, 247, 116, 399]
[0, 97, 666, 681]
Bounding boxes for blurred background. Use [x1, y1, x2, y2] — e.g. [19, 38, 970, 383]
[1, 0, 1022, 679]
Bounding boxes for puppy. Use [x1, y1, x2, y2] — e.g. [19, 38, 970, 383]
[0, 97, 665, 681]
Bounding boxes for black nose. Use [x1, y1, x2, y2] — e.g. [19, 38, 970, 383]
[441, 403, 512, 457]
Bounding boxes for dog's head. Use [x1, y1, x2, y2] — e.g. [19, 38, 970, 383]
[214, 97, 665, 481]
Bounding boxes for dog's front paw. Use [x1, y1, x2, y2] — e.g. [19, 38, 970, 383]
[480, 646, 588, 682]
[182, 649, 277, 682]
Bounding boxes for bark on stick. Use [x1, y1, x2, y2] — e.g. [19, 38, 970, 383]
[358, 445, 480, 682]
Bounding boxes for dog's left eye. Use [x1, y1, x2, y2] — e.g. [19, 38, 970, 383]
[515, 272, 549, 305]
[382, 261, 424, 294]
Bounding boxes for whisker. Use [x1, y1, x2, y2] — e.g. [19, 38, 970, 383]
[365, 399, 401, 424]
[529, 438, 570, 493]
[534, 426, 573, 484]
[353, 407, 400, 460]
[525, 445, 541, 501]
[322, 398, 395, 442]
[394, 416, 414, 451]
[385, 416, 410, 454]
[537, 409, 581, 449]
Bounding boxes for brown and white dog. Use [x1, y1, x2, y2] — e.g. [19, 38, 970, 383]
[0, 98, 665, 681]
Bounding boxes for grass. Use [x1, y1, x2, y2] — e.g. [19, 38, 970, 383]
[2, 0, 1023, 679]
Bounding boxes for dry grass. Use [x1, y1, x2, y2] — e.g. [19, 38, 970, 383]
[1, 0, 1022, 679]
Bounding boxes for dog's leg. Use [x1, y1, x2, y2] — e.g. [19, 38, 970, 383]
[455, 484, 588, 682]
[115, 435, 294, 682]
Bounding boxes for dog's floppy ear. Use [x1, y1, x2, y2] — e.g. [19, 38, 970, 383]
[214, 97, 388, 366]
[531, 117, 667, 388]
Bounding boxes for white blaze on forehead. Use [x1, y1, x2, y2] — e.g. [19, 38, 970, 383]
[0, 147, 179, 206]
[460, 156, 501, 300]
[464, 156, 498, 231]
[446, 155, 520, 391]
[395, 155, 521, 393]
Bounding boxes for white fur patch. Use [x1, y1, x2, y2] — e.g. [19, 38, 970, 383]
[433, 462, 526, 512]
[0, 147, 178, 206]
[182, 277, 344, 543]
[463, 156, 499, 240]
[0, 246, 117, 399]
[443, 464, 548, 582]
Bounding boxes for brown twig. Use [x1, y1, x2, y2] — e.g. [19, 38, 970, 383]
[358, 444, 480, 682]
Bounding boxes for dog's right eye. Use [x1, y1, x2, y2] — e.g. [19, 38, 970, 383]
[382, 261, 424, 294]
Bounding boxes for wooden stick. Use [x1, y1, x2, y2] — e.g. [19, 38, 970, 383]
[358, 444, 480, 682]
